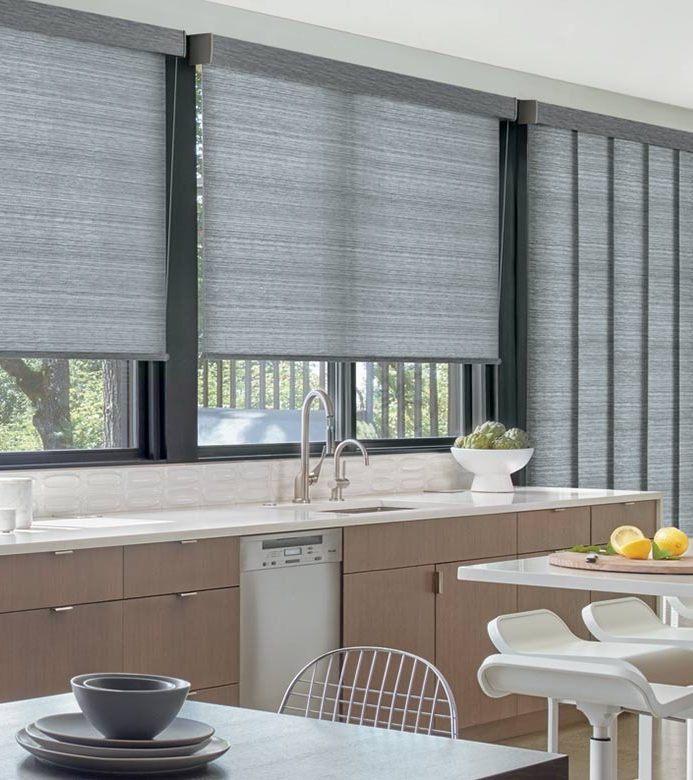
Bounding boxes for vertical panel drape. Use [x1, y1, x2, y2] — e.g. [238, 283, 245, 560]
[527, 125, 693, 529]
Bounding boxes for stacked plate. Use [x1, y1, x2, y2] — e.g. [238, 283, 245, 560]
[16, 712, 230, 775]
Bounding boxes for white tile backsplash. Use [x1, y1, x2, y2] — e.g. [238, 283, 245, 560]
[0, 452, 467, 518]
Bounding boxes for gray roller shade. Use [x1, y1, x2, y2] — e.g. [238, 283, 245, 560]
[526, 123, 693, 530]
[0, 22, 168, 359]
[200, 36, 511, 362]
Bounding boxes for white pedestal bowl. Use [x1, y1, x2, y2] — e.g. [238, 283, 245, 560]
[450, 447, 534, 492]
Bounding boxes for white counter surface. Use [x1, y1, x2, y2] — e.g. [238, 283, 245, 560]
[0, 487, 661, 556]
[456, 552, 693, 598]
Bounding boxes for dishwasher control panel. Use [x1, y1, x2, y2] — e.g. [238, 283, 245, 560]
[240, 528, 342, 572]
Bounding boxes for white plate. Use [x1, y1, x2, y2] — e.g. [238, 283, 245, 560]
[17, 729, 229, 775]
[33, 713, 214, 748]
[25, 722, 212, 758]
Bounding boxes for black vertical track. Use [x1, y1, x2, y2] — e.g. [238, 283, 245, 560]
[498, 121, 522, 429]
[162, 53, 199, 462]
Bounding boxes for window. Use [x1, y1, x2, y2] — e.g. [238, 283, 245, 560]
[198, 359, 329, 446]
[0, 359, 136, 453]
[355, 362, 462, 440]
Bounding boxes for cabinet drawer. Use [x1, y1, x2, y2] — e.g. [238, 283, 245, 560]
[343, 514, 517, 573]
[188, 684, 238, 706]
[517, 507, 591, 554]
[124, 538, 239, 598]
[0, 547, 123, 613]
[0, 601, 123, 702]
[123, 587, 239, 690]
[591, 501, 658, 545]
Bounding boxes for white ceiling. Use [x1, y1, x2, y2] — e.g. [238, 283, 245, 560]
[207, 0, 693, 110]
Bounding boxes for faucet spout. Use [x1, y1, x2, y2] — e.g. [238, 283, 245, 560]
[293, 389, 336, 504]
[329, 438, 369, 502]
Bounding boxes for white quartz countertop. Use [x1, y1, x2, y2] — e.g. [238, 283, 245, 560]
[0, 487, 661, 556]
[457, 552, 693, 598]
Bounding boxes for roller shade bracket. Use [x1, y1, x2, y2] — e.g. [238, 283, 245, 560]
[188, 33, 213, 66]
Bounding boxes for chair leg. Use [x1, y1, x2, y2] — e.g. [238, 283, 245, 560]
[577, 704, 619, 780]
[547, 698, 559, 752]
[687, 719, 693, 780]
[638, 715, 654, 780]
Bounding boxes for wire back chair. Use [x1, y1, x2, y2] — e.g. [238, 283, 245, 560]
[278, 646, 458, 739]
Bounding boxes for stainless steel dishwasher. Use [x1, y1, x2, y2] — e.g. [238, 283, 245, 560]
[239, 528, 342, 711]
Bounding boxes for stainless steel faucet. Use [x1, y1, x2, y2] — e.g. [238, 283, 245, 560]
[293, 389, 336, 504]
[329, 438, 369, 502]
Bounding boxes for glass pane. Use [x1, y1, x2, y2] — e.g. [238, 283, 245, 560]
[0, 359, 134, 452]
[355, 362, 460, 440]
[198, 359, 329, 446]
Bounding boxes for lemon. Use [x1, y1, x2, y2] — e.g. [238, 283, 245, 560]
[654, 527, 689, 557]
[619, 538, 652, 560]
[610, 525, 646, 556]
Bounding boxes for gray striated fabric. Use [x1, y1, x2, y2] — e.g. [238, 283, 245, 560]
[0, 24, 167, 359]
[200, 43, 501, 362]
[527, 125, 693, 529]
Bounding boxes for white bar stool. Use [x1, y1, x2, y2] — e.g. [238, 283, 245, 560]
[488, 608, 693, 779]
[478, 653, 693, 780]
[584, 596, 693, 780]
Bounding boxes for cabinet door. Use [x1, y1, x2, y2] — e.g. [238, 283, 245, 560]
[516, 585, 591, 714]
[591, 501, 657, 544]
[123, 587, 239, 690]
[435, 560, 517, 730]
[0, 601, 123, 702]
[343, 566, 436, 661]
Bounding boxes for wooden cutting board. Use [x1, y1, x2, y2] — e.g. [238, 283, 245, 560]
[549, 550, 693, 574]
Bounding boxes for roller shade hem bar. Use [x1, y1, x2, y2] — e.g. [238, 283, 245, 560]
[519, 99, 693, 154]
[0, 0, 186, 56]
[202, 354, 501, 365]
[0, 352, 169, 362]
[190, 33, 516, 120]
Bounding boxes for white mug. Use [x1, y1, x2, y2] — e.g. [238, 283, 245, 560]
[0, 508, 16, 533]
[0, 478, 33, 529]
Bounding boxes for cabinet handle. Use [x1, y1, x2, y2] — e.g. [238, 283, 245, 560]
[624, 502, 636, 507]
[178, 591, 198, 598]
[180, 539, 198, 545]
[51, 606, 74, 613]
[54, 550, 74, 555]
[188, 690, 199, 697]
[434, 571, 443, 595]
[552, 508, 566, 513]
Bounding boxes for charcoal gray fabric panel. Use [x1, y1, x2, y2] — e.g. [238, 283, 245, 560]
[612, 140, 647, 490]
[527, 124, 690, 526]
[0, 25, 167, 359]
[647, 147, 678, 522]
[577, 133, 611, 488]
[526, 126, 577, 487]
[201, 59, 500, 362]
[679, 152, 693, 534]
[519, 100, 693, 155]
[208, 35, 516, 120]
[0, 0, 185, 55]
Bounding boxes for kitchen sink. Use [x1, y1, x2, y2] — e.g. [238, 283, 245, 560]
[319, 505, 416, 514]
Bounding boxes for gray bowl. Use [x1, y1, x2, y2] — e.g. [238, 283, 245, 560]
[71, 673, 190, 740]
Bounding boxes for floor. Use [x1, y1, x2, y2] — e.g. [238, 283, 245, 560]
[503, 713, 687, 779]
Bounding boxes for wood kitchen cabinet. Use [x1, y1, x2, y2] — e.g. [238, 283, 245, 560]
[343, 566, 436, 660]
[123, 587, 239, 691]
[0, 601, 123, 702]
[591, 501, 658, 544]
[436, 560, 517, 728]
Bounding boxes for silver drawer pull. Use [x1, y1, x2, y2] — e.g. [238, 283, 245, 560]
[188, 690, 199, 697]
[624, 502, 636, 507]
[51, 606, 74, 613]
[553, 508, 566, 513]
[178, 591, 198, 598]
[180, 539, 198, 545]
[54, 550, 74, 556]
